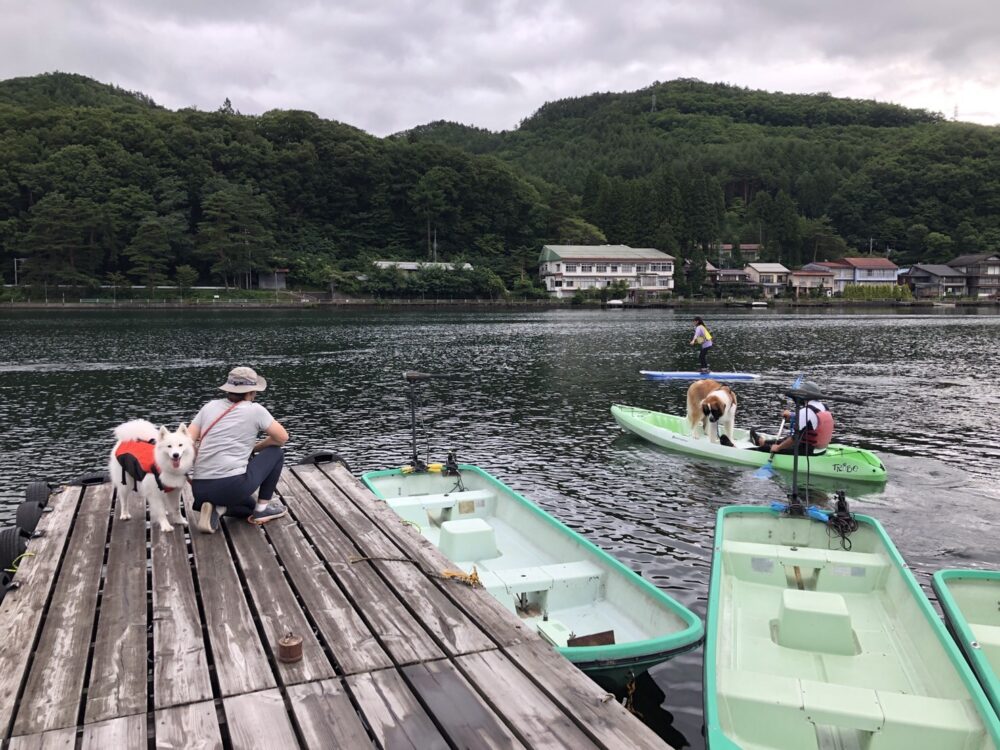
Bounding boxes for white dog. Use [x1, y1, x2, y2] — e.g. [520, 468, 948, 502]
[686, 378, 738, 444]
[109, 419, 194, 532]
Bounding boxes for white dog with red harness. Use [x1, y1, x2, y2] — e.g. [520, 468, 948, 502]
[109, 419, 194, 532]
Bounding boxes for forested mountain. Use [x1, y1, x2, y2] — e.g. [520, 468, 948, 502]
[403, 79, 1000, 268]
[2, 73, 999, 296]
[0, 73, 571, 293]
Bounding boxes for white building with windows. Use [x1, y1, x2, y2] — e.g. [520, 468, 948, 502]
[538, 245, 675, 299]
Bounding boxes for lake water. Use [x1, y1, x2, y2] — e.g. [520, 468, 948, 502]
[1, 307, 999, 747]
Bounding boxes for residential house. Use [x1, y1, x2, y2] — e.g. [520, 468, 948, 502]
[790, 270, 835, 298]
[901, 265, 967, 298]
[947, 253, 1000, 298]
[801, 257, 898, 294]
[538, 245, 675, 299]
[801, 262, 854, 294]
[374, 261, 473, 273]
[744, 263, 790, 298]
[707, 266, 752, 295]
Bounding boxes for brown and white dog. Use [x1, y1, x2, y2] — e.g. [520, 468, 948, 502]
[686, 379, 738, 444]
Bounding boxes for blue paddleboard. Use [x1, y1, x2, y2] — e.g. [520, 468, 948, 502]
[640, 370, 760, 382]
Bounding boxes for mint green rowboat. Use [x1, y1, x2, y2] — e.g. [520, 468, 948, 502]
[933, 570, 1000, 719]
[362, 464, 703, 689]
[706, 505, 1000, 749]
[611, 404, 887, 483]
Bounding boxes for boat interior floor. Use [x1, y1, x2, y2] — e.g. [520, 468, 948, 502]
[719, 539, 989, 750]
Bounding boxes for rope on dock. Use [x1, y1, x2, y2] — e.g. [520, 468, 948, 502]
[347, 554, 482, 587]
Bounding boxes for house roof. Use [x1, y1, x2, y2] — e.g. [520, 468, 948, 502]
[840, 257, 898, 270]
[747, 263, 790, 273]
[791, 270, 834, 277]
[948, 253, 1000, 267]
[374, 261, 473, 271]
[802, 261, 851, 271]
[910, 264, 964, 277]
[539, 245, 675, 262]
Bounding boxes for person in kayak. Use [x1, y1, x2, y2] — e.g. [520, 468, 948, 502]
[690, 317, 713, 374]
[749, 382, 833, 455]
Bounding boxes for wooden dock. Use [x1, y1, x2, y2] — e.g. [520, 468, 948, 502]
[0, 460, 670, 749]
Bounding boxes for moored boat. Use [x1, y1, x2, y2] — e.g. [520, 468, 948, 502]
[611, 404, 886, 482]
[705, 505, 1000, 749]
[362, 462, 704, 688]
[933, 570, 1000, 718]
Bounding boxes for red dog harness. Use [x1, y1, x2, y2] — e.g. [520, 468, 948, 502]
[115, 440, 177, 492]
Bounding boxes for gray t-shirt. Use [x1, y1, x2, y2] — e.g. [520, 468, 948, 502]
[191, 399, 275, 479]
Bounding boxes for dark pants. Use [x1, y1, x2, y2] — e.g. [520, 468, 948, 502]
[754, 440, 820, 456]
[191, 447, 284, 518]
[699, 344, 712, 369]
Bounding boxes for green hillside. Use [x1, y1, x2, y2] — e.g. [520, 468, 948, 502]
[0, 72, 159, 110]
[2, 74, 998, 299]
[0, 74, 569, 296]
[402, 79, 1000, 267]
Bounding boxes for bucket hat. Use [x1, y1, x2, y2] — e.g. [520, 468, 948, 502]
[219, 366, 267, 393]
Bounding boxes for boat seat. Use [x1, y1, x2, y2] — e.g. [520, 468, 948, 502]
[485, 561, 605, 610]
[719, 670, 982, 750]
[722, 540, 889, 592]
[439, 518, 498, 562]
[386, 489, 493, 525]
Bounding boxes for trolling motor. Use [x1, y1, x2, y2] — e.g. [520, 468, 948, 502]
[771, 383, 865, 540]
[402, 370, 459, 473]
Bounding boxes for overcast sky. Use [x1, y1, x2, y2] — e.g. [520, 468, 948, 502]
[3, 0, 999, 136]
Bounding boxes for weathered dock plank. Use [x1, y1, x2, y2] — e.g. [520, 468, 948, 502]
[266, 479, 392, 674]
[7, 727, 76, 750]
[223, 689, 299, 750]
[505, 640, 669, 750]
[186, 497, 275, 697]
[294, 464, 497, 656]
[346, 667, 449, 750]
[85, 486, 149, 723]
[155, 701, 223, 750]
[151, 522, 212, 709]
[225, 519, 335, 685]
[0, 486, 83, 740]
[402, 658, 527, 749]
[80, 713, 145, 748]
[457, 649, 599, 749]
[278, 471, 445, 665]
[13, 484, 113, 735]
[286, 679, 374, 749]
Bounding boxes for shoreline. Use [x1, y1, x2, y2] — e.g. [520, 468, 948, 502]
[1, 298, 997, 311]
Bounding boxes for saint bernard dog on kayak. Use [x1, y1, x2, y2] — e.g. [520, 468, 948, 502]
[686, 378, 738, 446]
[109, 419, 194, 532]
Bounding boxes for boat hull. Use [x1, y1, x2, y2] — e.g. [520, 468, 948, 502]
[933, 570, 1000, 719]
[362, 464, 703, 688]
[611, 404, 887, 482]
[705, 506, 1000, 749]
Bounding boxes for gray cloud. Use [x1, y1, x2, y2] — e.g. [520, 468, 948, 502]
[2, 0, 999, 135]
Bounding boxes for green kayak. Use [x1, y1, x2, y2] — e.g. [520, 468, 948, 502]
[611, 404, 887, 483]
[706, 505, 1000, 750]
[933, 570, 1000, 719]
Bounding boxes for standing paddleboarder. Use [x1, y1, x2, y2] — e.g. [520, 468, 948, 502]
[690, 317, 713, 374]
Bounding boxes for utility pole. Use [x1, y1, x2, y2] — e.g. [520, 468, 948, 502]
[432, 227, 438, 263]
